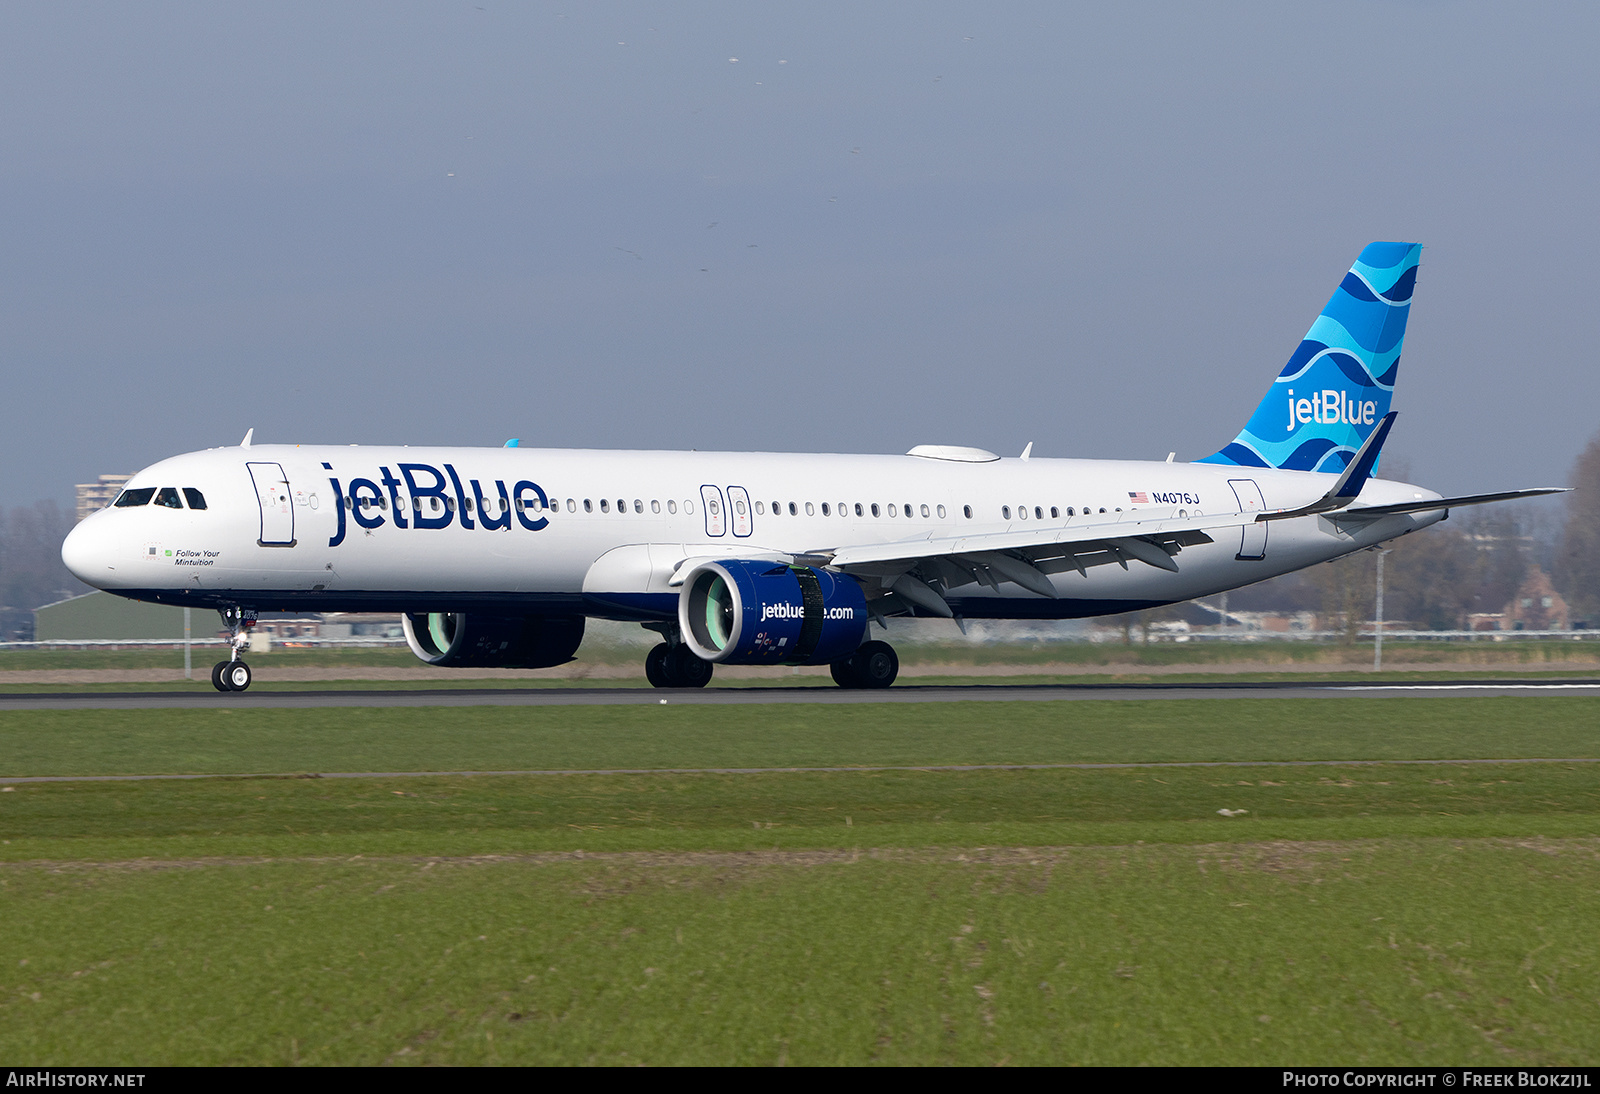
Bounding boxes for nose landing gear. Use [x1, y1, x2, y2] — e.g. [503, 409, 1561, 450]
[211, 606, 258, 692]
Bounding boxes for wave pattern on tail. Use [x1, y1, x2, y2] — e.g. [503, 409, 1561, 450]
[1199, 242, 1421, 473]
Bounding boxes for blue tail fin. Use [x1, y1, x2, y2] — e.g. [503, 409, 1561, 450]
[1198, 242, 1420, 473]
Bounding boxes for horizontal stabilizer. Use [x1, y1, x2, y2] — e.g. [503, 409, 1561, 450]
[1334, 487, 1569, 520]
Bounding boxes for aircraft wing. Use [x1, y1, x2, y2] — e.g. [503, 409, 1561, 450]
[820, 510, 1249, 570]
[778, 511, 1261, 617]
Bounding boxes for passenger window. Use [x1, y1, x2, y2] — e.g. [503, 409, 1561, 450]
[567, 499, 577, 513]
[464, 497, 473, 512]
[936, 505, 946, 518]
[685, 500, 695, 514]
[1018, 505, 1028, 520]
[381, 497, 390, 510]
[821, 503, 830, 516]
[667, 500, 677, 514]
[756, 501, 765, 515]
[154, 487, 183, 509]
[1035, 507, 1043, 520]
[871, 504, 880, 517]
[345, 496, 354, 510]
[584, 499, 593, 513]
[113, 487, 156, 508]
[1067, 507, 1075, 516]
[446, 497, 456, 512]
[736, 499, 747, 515]
[618, 499, 626, 513]
[805, 502, 814, 516]
[1002, 506, 1012, 520]
[635, 499, 644, 514]
[1099, 508, 1106, 514]
[887, 504, 897, 517]
[920, 504, 930, 518]
[600, 499, 610, 513]
[651, 500, 660, 514]
[855, 503, 864, 517]
[709, 499, 719, 516]
[182, 488, 207, 510]
[963, 505, 972, 519]
[1050, 507, 1059, 518]
[838, 502, 847, 516]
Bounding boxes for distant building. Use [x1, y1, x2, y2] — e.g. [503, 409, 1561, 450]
[75, 475, 131, 522]
[1463, 567, 1570, 632]
[1504, 566, 1571, 631]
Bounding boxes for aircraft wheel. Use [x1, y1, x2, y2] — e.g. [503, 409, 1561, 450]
[668, 644, 714, 688]
[829, 659, 862, 689]
[221, 661, 253, 692]
[853, 641, 899, 689]
[644, 643, 673, 688]
[211, 661, 232, 692]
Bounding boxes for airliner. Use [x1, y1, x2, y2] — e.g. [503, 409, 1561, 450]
[61, 242, 1560, 692]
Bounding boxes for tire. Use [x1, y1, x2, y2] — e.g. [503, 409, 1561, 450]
[221, 661, 252, 692]
[854, 641, 899, 689]
[644, 643, 672, 688]
[667, 644, 714, 688]
[211, 661, 232, 692]
[829, 659, 861, 689]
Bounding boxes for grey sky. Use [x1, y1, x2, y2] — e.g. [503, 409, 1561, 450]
[3, 2, 1595, 509]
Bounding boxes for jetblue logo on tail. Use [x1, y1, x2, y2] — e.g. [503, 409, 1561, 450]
[1286, 389, 1379, 430]
[1200, 242, 1420, 474]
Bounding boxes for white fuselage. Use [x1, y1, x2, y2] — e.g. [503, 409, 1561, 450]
[61, 443, 1443, 622]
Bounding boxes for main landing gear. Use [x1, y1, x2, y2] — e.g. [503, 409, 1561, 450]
[211, 606, 257, 692]
[644, 642, 715, 689]
[829, 640, 899, 689]
[637, 626, 898, 690]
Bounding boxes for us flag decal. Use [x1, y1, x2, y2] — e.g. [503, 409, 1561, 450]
[1128, 492, 1149, 504]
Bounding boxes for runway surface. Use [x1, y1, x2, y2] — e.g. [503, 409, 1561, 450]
[3, 678, 1599, 711]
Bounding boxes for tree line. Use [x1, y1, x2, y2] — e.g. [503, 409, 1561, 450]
[0, 501, 85, 641]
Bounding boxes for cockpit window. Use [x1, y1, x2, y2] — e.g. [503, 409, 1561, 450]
[182, 488, 207, 510]
[154, 487, 183, 509]
[114, 488, 156, 508]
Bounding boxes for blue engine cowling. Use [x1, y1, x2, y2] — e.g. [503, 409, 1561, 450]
[402, 612, 585, 668]
[678, 561, 868, 665]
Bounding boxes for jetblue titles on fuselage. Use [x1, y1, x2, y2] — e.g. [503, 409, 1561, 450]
[325, 461, 550, 547]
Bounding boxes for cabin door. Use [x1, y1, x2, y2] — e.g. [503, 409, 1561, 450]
[1228, 479, 1267, 560]
[248, 462, 297, 547]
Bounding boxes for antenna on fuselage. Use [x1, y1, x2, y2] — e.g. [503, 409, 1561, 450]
[240, 428, 254, 448]
[1020, 441, 1033, 460]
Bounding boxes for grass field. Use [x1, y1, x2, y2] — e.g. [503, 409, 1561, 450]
[2, 697, 1597, 1064]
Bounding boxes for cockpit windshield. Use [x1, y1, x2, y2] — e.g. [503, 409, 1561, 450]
[113, 488, 156, 508]
[111, 486, 207, 510]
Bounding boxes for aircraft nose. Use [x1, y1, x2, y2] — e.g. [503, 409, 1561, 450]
[61, 517, 117, 588]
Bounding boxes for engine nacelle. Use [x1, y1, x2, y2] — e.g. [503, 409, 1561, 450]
[678, 560, 868, 665]
[402, 613, 585, 668]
